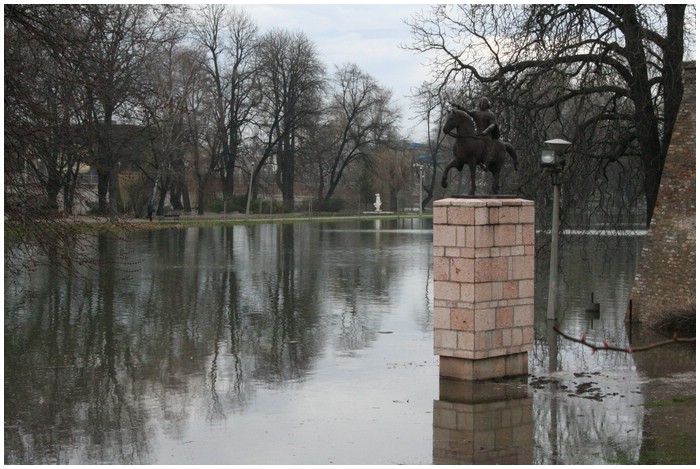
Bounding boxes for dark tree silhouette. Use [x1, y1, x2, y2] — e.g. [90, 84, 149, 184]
[406, 4, 694, 226]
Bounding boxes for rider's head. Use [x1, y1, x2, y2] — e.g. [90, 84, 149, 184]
[479, 97, 491, 109]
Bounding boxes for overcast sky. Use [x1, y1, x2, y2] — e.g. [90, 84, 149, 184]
[239, 3, 433, 141]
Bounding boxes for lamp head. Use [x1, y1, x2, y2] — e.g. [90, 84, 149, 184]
[540, 149, 557, 167]
[544, 138, 572, 153]
[540, 138, 572, 169]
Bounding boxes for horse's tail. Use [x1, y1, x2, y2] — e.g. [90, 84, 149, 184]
[504, 142, 518, 171]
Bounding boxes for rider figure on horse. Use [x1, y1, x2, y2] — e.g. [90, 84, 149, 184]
[450, 97, 504, 169]
[441, 96, 518, 193]
[451, 97, 501, 140]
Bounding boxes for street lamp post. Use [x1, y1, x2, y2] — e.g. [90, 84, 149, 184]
[414, 163, 424, 216]
[540, 138, 572, 320]
[246, 157, 257, 217]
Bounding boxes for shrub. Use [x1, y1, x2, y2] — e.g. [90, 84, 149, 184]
[207, 196, 247, 213]
[208, 196, 289, 214]
[653, 307, 696, 337]
[313, 198, 346, 213]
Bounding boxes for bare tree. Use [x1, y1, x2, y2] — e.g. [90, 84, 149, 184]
[225, 9, 260, 202]
[313, 63, 399, 202]
[253, 28, 325, 210]
[5, 5, 89, 216]
[76, 5, 178, 220]
[138, 38, 201, 215]
[410, 82, 451, 208]
[5, 5, 185, 275]
[370, 140, 415, 212]
[191, 5, 259, 210]
[184, 51, 218, 215]
[5, 5, 107, 275]
[406, 4, 694, 226]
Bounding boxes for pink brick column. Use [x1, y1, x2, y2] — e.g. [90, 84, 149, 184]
[433, 198, 535, 380]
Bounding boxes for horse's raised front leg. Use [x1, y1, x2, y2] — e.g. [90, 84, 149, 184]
[441, 159, 463, 188]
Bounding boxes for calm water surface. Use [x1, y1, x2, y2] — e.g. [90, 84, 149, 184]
[4, 218, 694, 464]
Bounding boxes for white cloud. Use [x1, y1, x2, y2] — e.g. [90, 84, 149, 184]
[238, 3, 432, 140]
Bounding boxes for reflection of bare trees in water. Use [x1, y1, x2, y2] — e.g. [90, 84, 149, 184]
[240, 224, 326, 385]
[536, 234, 644, 334]
[4, 236, 152, 464]
[538, 231, 695, 464]
[333, 266, 379, 352]
[5, 221, 434, 464]
[530, 332, 644, 464]
[529, 234, 648, 464]
[324, 243, 400, 351]
[531, 383, 643, 464]
[337, 306, 376, 353]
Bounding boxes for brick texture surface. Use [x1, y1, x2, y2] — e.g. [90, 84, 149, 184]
[433, 379, 533, 464]
[631, 61, 696, 325]
[433, 198, 535, 378]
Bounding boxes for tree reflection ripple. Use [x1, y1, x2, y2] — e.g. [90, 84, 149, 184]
[4, 221, 693, 464]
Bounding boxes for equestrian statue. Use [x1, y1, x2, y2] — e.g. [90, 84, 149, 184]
[442, 97, 518, 195]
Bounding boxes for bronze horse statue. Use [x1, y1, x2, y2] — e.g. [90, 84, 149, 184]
[441, 108, 518, 194]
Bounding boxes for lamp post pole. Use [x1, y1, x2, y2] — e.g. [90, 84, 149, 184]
[414, 163, 424, 216]
[540, 138, 571, 321]
[418, 165, 424, 216]
[246, 158, 257, 217]
[547, 169, 561, 320]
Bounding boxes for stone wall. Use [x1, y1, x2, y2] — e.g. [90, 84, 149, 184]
[631, 61, 696, 326]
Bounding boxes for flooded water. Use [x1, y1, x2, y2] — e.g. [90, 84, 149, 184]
[4, 218, 695, 464]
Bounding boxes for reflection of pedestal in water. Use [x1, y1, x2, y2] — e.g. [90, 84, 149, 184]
[433, 378, 533, 464]
[433, 197, 535, 380]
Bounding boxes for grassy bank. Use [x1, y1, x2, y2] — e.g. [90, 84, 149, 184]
[639, 394, 696, 464]
[68, 212, 434, 231]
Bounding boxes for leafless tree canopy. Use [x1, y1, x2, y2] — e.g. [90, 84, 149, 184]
[406, 4, 694, 227]
[5, 5, 404, 274]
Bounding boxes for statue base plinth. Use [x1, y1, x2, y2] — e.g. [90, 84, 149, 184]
[433, 197, 535, 381]
[450, 194, 518, 199]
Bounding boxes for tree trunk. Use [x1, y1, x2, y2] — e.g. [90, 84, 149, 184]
[317, 159, 325, 201]
[108, 164, 119, 222]
[278, 136, 295, 211]
[97, 169, 110, 215]
[181, 182, 192, 212]
[659, 5, 686, 170]
[157, 184, 168, 216]
[45, 177, 61, 212]
[323, 163, 347, 201]
[222, 164, 233, 204]
[224, 129, 240, 202]
[197, 184, 206, 215]
[390, 190, 399, 212]
[170, 184, 183, 210]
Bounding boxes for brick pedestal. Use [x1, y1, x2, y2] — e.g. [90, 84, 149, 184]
[433, 198, 535, 380]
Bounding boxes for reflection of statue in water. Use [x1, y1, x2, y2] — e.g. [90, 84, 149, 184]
[373, 194, 382, 212]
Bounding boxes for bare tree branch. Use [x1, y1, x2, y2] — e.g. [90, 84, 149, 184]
[553, 325, 695, 353]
